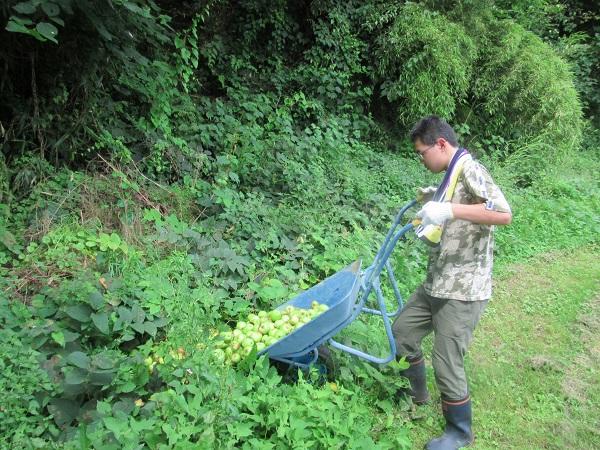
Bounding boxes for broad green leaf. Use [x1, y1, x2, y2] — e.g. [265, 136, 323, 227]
[65, 304, 92, 322]
[50, 16, 64, 26]
[117, 306, 133, 323]
[36, 22, 58, 43]
[104, 417, 126, 440]
[108, 233, 121, 250]
[113, 398, 135, 416]
[64, 367, 87, 385]
[131, 321, 145, 334]
[13, 2, 37, 14]
[0, 228, 18, 253]
[91, 312, 109, 334]
[143, 208, 162, 223]
[67, 351, 91, 369]
[89, 369, 116, 386]
[93, 353, 115, 370]
[121, 333, 135, 341]
[131, 304, 145, 323]
[143, 321, 157, 337]
[6, 19, 31, 34]
[51, 331, 65, 347]
[117, 381, 136, 393]
[130, 418, 156, 433]
[227, 421, 253, 439]
[48, 398, 79, 427]
[41, 2, 60, 17]
[97, 401, 112, 416]
[88, 290, 104, 310]
[62, 329, 80, 343]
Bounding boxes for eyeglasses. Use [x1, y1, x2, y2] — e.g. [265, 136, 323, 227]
[416, 143, 437, 160]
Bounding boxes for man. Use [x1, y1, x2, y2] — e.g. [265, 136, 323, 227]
[392, 116, 512, 450]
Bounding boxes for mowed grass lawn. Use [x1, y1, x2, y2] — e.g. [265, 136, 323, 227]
[406, 246, 600, 449]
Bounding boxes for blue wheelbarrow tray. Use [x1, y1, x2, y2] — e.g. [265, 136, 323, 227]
[257, 199, 418, 368]
[263, 260, 362, 360]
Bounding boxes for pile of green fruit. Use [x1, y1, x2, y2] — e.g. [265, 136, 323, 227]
[213, 301, 329, 364]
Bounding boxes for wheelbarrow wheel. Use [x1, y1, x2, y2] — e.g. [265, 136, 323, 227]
[316, 344, 339, 379]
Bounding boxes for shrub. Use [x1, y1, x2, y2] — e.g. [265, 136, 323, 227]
[471, 21, 583, 181]
[0, 324, 58, 449]
[373, 3, 477, 127]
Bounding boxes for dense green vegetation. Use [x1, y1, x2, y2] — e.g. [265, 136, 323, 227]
[1, 1, 599, 448]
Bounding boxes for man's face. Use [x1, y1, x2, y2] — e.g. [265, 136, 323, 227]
[414, 138, 447, 173]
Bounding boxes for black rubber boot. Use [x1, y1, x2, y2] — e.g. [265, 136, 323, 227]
[425, 397, 473, 449]
[398, 357, 431, 405]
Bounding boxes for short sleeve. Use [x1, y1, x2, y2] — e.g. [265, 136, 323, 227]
[462, 160, 511, 213]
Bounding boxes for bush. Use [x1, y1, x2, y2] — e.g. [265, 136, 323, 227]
[471, 21, 583, 182]
[0, 325, 58, 449]
[373, 3, 477, 127]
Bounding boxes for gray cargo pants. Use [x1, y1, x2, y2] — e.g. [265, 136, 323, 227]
[392, 285, 488, 400]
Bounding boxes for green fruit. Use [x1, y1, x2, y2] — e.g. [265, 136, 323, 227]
[232, 329, 242, 338]
[269, 310, 282, 321]
[258, 311, 267, 318]
[231, 353, 241, 363]
[290, 315, 299, 325]
[236, 321, 247, 330]
[259, 322, 273, 334]
[318, 304, 329, 312]
[311, 300, 320, 309]
[213, 349, 225, 362]
[248, 313, 260, 324]
[256, 342, 266, 351]
[242, 338, 254, 349]
[250, 332, 262, 342]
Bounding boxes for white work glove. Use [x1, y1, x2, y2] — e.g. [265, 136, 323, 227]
[416, 201, 454, 227]
[416, 185, 437, 204]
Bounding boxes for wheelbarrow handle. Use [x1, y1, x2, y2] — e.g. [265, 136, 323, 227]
[361, 260, 404, 318]
[366, 199, 417, 285]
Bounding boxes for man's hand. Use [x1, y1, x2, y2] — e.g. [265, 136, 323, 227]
[416, 186, 437, 204]
[416, 201, 454, 227]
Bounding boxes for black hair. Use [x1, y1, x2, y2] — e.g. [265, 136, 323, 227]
[409, 115, 458, 147]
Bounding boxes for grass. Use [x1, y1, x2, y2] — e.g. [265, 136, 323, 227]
[407, 245, 600, 449]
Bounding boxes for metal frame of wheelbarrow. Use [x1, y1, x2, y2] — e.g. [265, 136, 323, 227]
[261, 199, 418, 369]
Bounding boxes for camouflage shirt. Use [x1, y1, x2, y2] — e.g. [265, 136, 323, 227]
[422, 158, 511, 301]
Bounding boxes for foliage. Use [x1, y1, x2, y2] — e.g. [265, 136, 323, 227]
[1, 0, 600, 448]
[494, 0, 600, 123]
[469, 21, 583, 184]
[64, 355, 411, 449]
[0, 325, 58, 449]
[372, 2, 477, 127]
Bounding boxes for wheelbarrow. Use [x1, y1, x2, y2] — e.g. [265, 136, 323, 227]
[257, 199, 418, 368]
